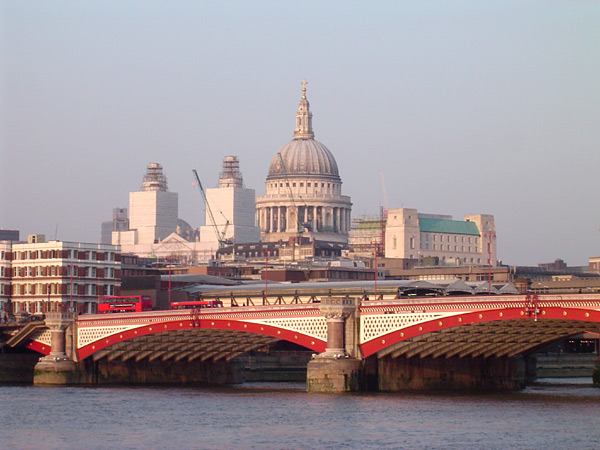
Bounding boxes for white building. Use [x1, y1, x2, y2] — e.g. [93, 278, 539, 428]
[385, 208, 497, 266]
[1, 235, 121, 315]
[199, 156, 260, 244]
[113, 163, 178, 246]
[256, 81, 352, 244]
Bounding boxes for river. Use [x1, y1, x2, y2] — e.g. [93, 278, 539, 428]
[2, 378, 599, 450]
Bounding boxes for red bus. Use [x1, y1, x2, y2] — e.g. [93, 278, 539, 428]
[97, 295, 153, 313]
[170, 300, 223, 310]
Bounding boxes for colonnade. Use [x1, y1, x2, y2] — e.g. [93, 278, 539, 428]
[257, 205, 351, 234]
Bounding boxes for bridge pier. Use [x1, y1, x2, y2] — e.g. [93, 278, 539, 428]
[307, 297, 375, 393]
[377, 355, 530, 392]
[33, 312, 78, 385]
[80, 356, 245, 385]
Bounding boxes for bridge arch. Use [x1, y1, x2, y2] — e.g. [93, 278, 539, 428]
[361, 306, 600, 359]
[69, 306, 328, 364]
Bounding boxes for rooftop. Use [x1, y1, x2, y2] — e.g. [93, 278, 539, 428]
[418, 218, 480, 236]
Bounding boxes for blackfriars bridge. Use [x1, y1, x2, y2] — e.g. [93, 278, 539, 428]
[9, 293, 600, 392]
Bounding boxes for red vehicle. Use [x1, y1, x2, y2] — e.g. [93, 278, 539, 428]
[97, 295, 153, 313]
[170, 300, 223, 310]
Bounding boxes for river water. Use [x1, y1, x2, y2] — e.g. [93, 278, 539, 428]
[2, 379, 599, 450]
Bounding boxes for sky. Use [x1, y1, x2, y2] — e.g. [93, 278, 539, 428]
[1, 1, 599, 266]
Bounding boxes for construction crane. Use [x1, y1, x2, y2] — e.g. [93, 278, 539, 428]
[378, 170, 389, 258]
[192, 169, 230, 249]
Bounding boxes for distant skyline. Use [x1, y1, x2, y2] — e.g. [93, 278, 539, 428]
[2, 1, 599, 266]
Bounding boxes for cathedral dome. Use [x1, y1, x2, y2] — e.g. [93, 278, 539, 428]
[267, 139, 340, 180]
[267, 80, 340, 181]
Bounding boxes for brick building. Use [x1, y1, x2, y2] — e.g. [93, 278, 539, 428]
[0, 235, 121, 315]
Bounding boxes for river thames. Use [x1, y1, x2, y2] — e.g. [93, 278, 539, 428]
[2, 378, 599, 450]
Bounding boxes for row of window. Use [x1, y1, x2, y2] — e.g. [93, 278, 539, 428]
[270, 182, 339, 195]
[4, 250, 116, 261]
[7, 300, 96, 315]
[11, 283, 116, 296]
[423, 234, 478, 244]
[272, 181, 336, 189]
[420, 244, 477, 253]
[8, 266, 117, 278]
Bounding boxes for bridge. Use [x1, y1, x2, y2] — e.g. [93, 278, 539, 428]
[8, 293, 600, 392]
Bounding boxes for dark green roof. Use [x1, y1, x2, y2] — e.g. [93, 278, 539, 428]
[418, 218, 480, 236]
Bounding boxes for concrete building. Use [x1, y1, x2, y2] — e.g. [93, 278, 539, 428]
[256, 81, 352, 244]
[0, 229, 19, 241]
[0, 235, 121, 315]
[113, 163, 178, 246]
[385, 208, 497, 266]
[100, 207, 129, 245]
[589, 256, 600, 274]
[199, 156, 260, 244]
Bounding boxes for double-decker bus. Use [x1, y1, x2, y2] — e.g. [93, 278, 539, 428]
[170, 300, 223, 310]
[97, 295, 153, 313]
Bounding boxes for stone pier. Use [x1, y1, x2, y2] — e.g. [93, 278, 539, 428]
[33, 312, 78, 385]
[306, 297, 374, 393]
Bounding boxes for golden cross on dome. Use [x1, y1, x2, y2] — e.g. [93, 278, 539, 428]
[301, 79, 307, 97]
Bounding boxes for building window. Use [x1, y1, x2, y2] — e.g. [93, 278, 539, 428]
[410, 237, 415, 249]
[393, 236, 397, 249]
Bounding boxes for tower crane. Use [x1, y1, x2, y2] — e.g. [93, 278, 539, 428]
[192, 169, 230, 249]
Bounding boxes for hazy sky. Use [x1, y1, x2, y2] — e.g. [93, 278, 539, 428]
[2, 1, 599, 266]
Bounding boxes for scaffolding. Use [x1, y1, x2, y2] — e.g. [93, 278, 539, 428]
[218, 156, 244, 188]
[141, 163, 168, 192]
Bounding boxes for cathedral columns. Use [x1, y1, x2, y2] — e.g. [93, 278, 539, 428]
[346, 209, 351, 233]
[287, 206, 296, 233]
[279, 206, 286, 232]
